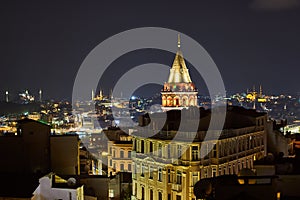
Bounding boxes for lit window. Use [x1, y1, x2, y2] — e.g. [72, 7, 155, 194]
[158, 167, 162, 181]
[192, 146, 199, 161]
[176, 171, 182, 184]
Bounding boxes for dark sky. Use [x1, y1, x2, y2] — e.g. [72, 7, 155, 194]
[0, 0, 300, 101]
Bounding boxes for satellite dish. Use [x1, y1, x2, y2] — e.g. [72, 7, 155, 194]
[67, 178, 76, 186]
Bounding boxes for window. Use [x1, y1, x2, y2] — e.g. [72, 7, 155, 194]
[149, 166, 153, 179]
[177, 145, 182, 158]
[141, 140, 144, 153]
[176, 171, 182, 184]
[192, 146, 199, 161]
[141, 164, 145, 177]
[212, 143, 217, 158]
[120, 164, 124, 171]
[204, 168, 208, 178]
[110, 159, 112, 167]
[142, 187, 145, 200]
[176, 195, 181, 200]
[192, 172, 198, 186]
[149, 142, 153, 153]
[212, 168, 216, 177]
[128, 164, 131, 171]
[128, 151, 131, 158]
[150, 190, 153, 200]
[167, 169, 171, 183]
[120, 150, 124, 158]
[109, 189, 114, 198]
[204, 143, 209, 159]
[168, 145, 171, 158]
[133, 164, 136, 175]
[134, 140, 137, 151]
[158, 143, 162, 157]
[134, 183, 137, 195]
[113, 150, 116, 157]
[158, 167, 162, 181]
[158, 192, 162, 200]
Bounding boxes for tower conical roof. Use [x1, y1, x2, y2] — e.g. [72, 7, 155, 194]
[167, 34, 192, 83]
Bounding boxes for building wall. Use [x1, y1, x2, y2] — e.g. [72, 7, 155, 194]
[50, 135, 80, 175]
[107, 141, 132, 176]
[20, 120, 51, 174]
[132, 124, 266, 200]
[80, 177, 110, 200]
[0, 119, 51, 174]
[266, 120, 290, 156]
[32, 176, 84, 200]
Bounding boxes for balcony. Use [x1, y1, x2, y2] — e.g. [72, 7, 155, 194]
[171, 183, 182, 192]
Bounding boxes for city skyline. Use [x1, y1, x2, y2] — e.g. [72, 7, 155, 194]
[0, 1, 300, 100]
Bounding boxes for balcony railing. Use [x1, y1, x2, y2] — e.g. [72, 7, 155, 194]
[171, 183, 182, 192]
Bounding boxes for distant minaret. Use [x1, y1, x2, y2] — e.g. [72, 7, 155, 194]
[91, 89, 95, 101]
[253, 85, 256, 93]
[110, 89, 113, 99]
[5, 91, 9, 102]
[259, 85, 262, 97]
[39, 89, 42, 102]
[99, 89, 103, 100]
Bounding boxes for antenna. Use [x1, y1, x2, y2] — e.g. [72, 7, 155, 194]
[177, 33, 181, 48]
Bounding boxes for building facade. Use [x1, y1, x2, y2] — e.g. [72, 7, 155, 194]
[107, 132, 133, 176]
[132, 110, 267, 200]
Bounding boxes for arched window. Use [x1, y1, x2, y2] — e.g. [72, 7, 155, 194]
[174, 97, 179, 106]
[167, 96, 172, 107]
[182, 96, 188, 106]
[162, 96, 167, 106]
[150, 189, 153, 200]
[189, 97, 194, 106]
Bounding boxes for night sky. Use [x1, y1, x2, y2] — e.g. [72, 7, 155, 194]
[0, 1, 300, 101]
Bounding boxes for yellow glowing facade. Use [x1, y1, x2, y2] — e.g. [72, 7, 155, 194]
[132, 120, 267, 200]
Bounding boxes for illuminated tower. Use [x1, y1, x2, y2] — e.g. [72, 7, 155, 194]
[161, 34, 198, 110]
